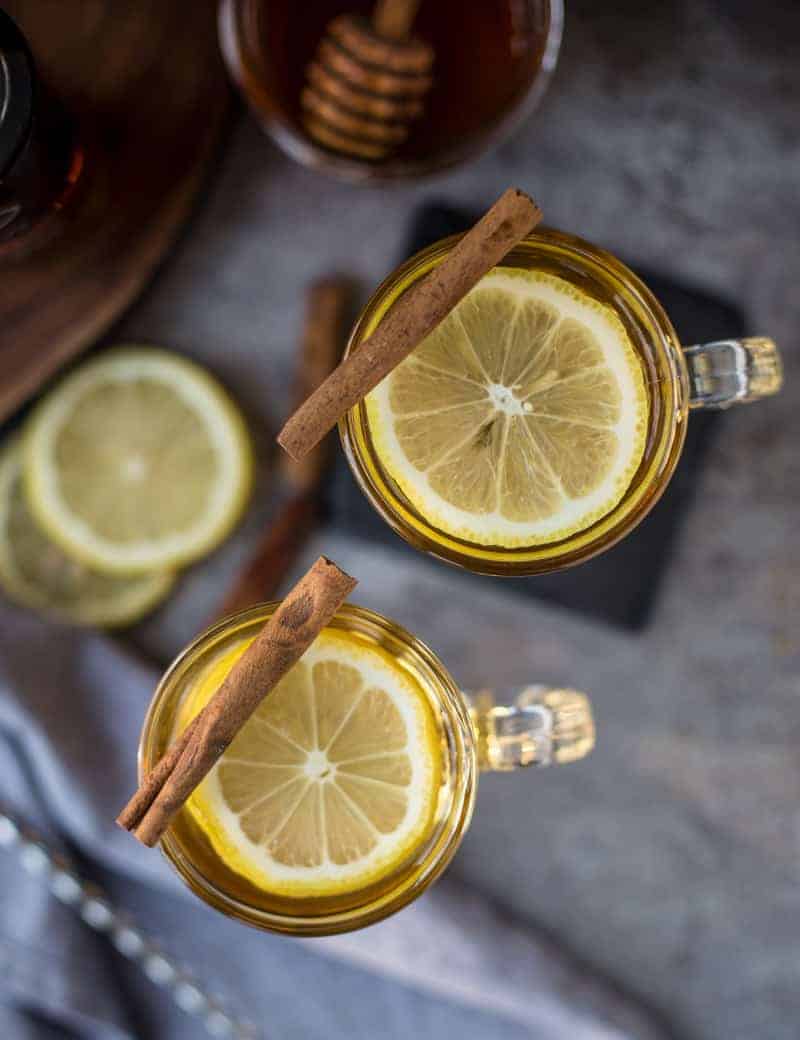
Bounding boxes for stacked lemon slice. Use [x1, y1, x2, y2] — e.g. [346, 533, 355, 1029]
[0, 348, 253, 627]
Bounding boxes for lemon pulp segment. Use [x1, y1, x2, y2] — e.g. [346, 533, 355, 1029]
[179, 629, 442, 899]
[365, 269, 648, 546]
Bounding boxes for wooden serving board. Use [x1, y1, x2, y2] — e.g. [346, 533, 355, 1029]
[0, 0, 230, 423]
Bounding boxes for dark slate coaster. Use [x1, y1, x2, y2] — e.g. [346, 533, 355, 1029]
[330, 203, 744, 630]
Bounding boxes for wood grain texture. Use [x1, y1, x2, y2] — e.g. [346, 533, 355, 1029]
[0, 0, 230, 424]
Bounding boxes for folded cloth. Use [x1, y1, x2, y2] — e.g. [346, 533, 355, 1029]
[0, 600, 669, 1040]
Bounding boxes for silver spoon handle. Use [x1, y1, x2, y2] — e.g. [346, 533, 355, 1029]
[0, 807, 257, 1039]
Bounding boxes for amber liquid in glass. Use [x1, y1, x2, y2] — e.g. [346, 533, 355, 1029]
[342, 232, 687, 575]
[249, 0, 550, 161]
[144, 607, 474, 934]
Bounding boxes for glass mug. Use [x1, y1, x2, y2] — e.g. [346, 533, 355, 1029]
[218, 0, 562, 182]
[340, 228, 783, 575]
[139, 602, 594, 936]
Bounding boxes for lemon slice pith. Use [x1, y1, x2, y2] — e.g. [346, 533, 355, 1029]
[366, 269, 649, 547]
[182, 629, 442, 899]
[0, 440, 173, 627]
[24, 348, 253, 575]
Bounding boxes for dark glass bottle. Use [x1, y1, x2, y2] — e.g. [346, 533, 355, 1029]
[0, 9, 83, 249]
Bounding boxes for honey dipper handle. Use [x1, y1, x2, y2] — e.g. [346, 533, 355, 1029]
[372, 0, 423, 39]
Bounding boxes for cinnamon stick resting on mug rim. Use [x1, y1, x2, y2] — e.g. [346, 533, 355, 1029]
[117, 556, 357, 847]
[277, 187, 542, 461]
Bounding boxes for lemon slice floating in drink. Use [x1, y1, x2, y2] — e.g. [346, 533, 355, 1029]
[24, 348, 253, 575]
[366, 269, 648, 546]
[0, 440, 173, 627]
[181, 629, 442, 898]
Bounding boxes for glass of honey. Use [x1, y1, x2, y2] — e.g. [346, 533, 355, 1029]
[218, 0, 562, 180]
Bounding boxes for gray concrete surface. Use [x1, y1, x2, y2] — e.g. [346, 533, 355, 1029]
[117, 2, 799, 1038]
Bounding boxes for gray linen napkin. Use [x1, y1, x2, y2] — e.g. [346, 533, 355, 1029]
[0, 600, 669, 1040]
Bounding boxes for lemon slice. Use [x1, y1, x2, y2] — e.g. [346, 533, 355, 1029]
[24, 348, 253, 574]
[366, 269, 648, 546]
[0, 439, 173, 627]
[181, 629, 442, 899]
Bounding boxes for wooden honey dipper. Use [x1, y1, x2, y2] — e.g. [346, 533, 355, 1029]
[302, 0, 434, 161]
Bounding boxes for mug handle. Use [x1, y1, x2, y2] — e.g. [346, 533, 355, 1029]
[466, 687, 595, 771]
[684, 337, 782, 409]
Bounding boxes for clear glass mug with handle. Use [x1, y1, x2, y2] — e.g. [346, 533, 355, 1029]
[138, 602, 594, 935]
[340, 227, 783, 575]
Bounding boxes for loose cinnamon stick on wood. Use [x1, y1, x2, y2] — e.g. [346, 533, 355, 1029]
[277, 188, 542, 462]
[213, 276, 351, 620]
[118, 557, 357, 847]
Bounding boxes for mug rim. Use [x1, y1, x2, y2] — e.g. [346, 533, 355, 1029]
[218, 0, 564, 183]
[138, 601, 477, 935]
[339, 226, 690, 576]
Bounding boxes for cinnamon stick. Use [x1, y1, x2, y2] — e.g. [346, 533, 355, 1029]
[283, 276, 353, 493]
[213, 484, 320, 620]
[212, 276, 351, 620]
[277, 188, 542, 462]
[116, 714, 201, 832]
[118, 556, 357, 847]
